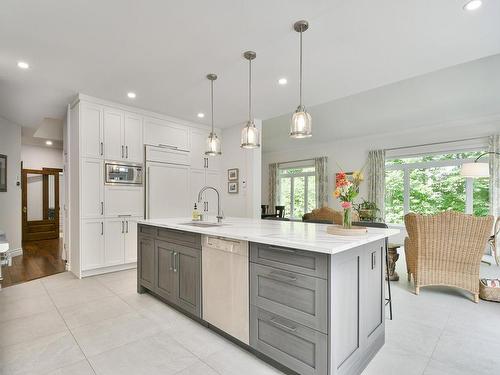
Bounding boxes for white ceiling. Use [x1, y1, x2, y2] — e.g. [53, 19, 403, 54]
[0, 0, 499, 129]
[263, 54, 500, 152]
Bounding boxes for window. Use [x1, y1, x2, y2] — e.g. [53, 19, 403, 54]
[278, 166, 316, 219]
[385, 151, 490, 224]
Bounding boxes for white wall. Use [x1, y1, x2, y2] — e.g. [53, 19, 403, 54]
[0, 117, 22, 251]
[21, 144, 63, 169]
[221, 120, 262, 218]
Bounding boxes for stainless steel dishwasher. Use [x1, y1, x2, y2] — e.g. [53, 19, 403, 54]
[202, 235, 249, 344]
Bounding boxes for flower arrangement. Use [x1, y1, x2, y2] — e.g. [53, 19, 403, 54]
[334, 170, 364, 228]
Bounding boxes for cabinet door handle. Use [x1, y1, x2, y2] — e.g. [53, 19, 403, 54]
[169, 251, 174, 271]
[268, 246, 295, 254]
[121, 221, 124, 233]
[126, 220, 129, 233]
[268, 270, 297, 283]
[126, 145, 128, 159]
[371, 251, 377, 270]
[269, 318, 297, 332]
[173, 252, 178, 272]
[121, 145, 124, 158]
[100, 142, 104, 156]
[206, 158, 209, 169]
[101, 202, 104, 215]
[101, 222, 104, 235]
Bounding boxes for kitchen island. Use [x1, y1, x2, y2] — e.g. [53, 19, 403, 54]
[137, 217, 398, 375]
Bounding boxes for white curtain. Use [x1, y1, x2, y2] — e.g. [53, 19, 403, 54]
[268, 163, 279, 209]
[490, 135, 499, 258]
[314, 157, 328, 208]
[367, 150, 386, 220]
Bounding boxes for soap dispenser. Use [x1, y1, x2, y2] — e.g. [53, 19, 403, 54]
[192, 203, 200, 221]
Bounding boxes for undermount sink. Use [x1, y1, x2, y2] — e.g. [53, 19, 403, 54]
[179, 222, 227, 228]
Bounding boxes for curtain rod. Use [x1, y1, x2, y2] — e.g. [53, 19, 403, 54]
[278, 158, 315, 166]
[385, 136, 488, 152]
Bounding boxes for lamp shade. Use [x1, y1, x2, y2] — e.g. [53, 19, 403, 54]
[290, 107, 312, 138]
[205, 132, 221, 156]
[241, 121, 260, 149]
[460, 162, 489, 178]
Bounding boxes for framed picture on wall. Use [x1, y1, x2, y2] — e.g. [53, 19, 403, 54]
[228, 181, 239, 194]
[0, 154, 6, 192]
[228, 168, 239, 181]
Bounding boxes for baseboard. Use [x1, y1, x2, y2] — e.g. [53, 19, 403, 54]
[81, 262, 137, 278]
[9, 248, 23, 257]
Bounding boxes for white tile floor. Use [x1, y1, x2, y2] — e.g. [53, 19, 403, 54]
[1, 255, 499, 375]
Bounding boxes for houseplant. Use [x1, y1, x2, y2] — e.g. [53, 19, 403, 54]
[354, 199, 380, 222]
[333, 170, 363, 229]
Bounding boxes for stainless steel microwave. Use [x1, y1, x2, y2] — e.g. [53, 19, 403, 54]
[105, 162, 143, 185]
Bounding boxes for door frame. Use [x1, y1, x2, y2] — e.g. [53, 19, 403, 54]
[22, 167, 63, 242]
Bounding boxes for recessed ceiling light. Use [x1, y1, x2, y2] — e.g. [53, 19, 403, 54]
[45, 140, 53, 146]
[278, 78, 288, 85]
[127, 92, 136, 99]
[463, 0, 482, 11]
[197, 113, 205, 118]
[17, 61, 29, 69]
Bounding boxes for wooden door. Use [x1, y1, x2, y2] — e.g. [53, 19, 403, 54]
[22, 168, 61, 242]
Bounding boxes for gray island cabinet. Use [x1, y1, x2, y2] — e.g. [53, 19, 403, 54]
[137, 218, 397, 375]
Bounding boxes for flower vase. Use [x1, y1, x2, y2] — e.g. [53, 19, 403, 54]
[343, 207, 352, 229]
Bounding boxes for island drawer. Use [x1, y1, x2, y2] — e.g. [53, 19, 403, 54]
[250, 263, 327, 333]
[138, 224, 156, 236]
[250, 242, 328, 279]
[250, 306, 327, 375]
[157, 228, 201, 249]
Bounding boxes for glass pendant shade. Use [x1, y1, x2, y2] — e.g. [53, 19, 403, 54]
[241, 121, 260, 149]
[205, 73, 221, 156]
[205, 132, 221, 156]
[290, 105, 312, 138]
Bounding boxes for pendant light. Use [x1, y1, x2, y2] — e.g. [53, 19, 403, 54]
[205, 73, 221, 156]
[240, 51, 260, 149]
[290, 20, 312, 139]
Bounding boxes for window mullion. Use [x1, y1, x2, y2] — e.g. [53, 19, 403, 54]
[304, 176, 308, 214]
[465, 177, 473, 214]
[290, 177, 294, 218]
[403, 166, 410, 215]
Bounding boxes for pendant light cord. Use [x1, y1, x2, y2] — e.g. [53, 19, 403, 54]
[210, 79, 214, 134]
[249, 59, 252, 122]
[299, 29, 303, 107]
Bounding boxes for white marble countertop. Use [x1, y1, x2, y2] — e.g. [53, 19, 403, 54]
[138, 217, 400, 255]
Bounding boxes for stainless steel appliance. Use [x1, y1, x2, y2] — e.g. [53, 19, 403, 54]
[202, 235, 249, 344]
[105, 162, 143, 185]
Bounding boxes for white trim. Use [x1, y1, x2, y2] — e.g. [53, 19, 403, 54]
[8, 247, 23, 258]
[80, 262, 136, 278]
[72, 93, 211, 131]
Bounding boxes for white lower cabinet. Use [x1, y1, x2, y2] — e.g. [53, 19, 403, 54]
[104, 216, 139, 267]
[104, 218, 126, 266]
[81, 219, 105, 270]
[124, 217, 139, 263]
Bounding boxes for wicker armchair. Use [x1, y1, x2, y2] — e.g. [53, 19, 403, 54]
[404, 211, 494, 302]
[302, 206, 359, 224]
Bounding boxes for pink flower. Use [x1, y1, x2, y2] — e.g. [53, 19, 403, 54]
[341, 201, 352, 209]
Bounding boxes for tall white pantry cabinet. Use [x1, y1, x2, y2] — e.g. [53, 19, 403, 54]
[69, 94, 221, 278]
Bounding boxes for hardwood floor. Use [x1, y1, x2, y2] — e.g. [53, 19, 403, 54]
[0, 238, 66, 288]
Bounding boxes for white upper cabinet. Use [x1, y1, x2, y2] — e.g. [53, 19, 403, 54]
[104, 108, 124, 161]
[124, 112, 143, 163]
[190, 129, 207, 170]
[104, 108, 143, 163]
[190, 128, 221, 171]
[81, 159, 103, 218]
[144, 117, 190, 151]
[80, 103, 103, 159]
